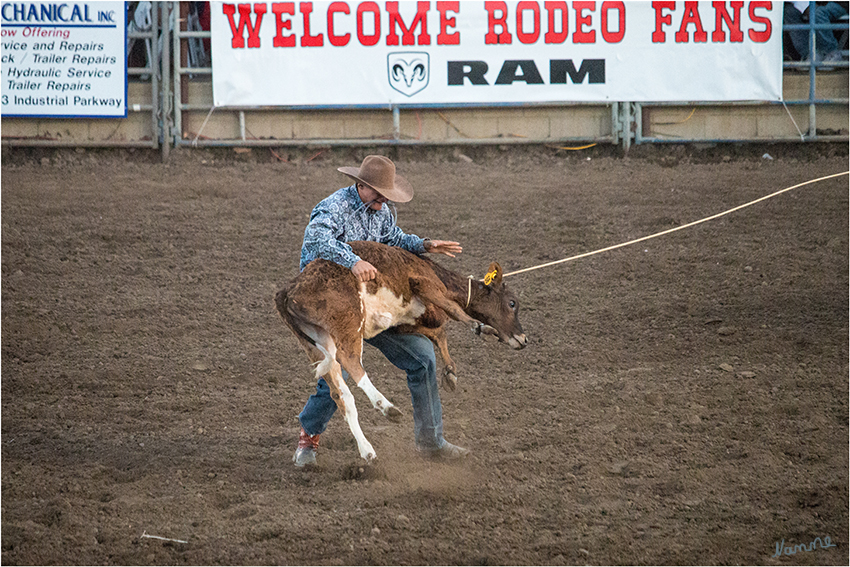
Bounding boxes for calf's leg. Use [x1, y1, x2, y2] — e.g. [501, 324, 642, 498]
[408, 276, 499, 337]
[337, 347, 403, 422]
[311, 334, 376, 463]
[323, 362, 376, 463]
[414, 326, 458, 391]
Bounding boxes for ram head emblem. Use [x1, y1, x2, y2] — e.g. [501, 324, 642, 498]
[387, 52, 429, 97]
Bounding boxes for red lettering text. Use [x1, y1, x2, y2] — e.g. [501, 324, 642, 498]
[747, 0, 772, 42]
[437, 1, 460, 45]
[357, 1, 381, 46]
[300, 2, 323, 46]
[386, 1, 431, 46]
[327, 1, 350, 46]
[600, 1, 624, 43]
[712, 1, 743, 42]
[516, 1, 540, 44]
[544, 1, 568, 44]
[652, 0, 675, 42]
[573, 1, 595, 43]
[485, 1, 512, 44]
[272, 2, 295, 47]
[674, 1, 707, 42]
[223, 3, 266, 48]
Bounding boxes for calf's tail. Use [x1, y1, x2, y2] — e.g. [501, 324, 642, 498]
[275, 286, 317, 348]
[276, 286, 336, 379]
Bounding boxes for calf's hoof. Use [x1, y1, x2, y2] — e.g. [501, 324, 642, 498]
[384, 405, 403, 423]
[359, 441, 377, 463]
[473, 322, 499, 337]
[443, 371, 458, 391]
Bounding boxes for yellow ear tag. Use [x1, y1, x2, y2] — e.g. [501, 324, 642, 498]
[484, 269, 497, 286]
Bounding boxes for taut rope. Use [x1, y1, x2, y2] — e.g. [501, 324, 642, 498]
[502, 171, 849, 279]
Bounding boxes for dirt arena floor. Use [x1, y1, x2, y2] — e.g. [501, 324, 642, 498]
[1, 144, 848, 565]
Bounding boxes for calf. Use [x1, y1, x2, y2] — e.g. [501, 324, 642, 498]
[275, 241, 527, 463]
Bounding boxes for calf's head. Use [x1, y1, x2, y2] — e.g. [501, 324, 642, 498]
[468, 262, 528, 350]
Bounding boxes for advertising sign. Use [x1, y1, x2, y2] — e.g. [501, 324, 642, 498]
[210, 1, 783, 107]
[1, 1, 127, 118]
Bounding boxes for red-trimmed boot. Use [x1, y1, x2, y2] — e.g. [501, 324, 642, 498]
[293, 428, 320, 467]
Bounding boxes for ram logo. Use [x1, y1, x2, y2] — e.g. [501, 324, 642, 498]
[388, 52, 429, 97]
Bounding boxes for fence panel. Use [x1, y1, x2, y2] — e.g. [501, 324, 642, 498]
[2, 1, 847, 153]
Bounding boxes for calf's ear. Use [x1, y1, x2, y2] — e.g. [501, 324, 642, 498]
[484, 262, 503, 286]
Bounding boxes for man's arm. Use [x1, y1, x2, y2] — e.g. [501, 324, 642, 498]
[382, 222, 427, 254]
[378, 214, 462, 258]
[302, 206, 361, 270]
[303, 203, 385, 282]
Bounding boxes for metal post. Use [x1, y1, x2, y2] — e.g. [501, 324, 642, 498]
[611, 102, 620, 145]
[150, 3, 160, 151]
[172, 2, 182, 146]
[392, 106, 400, 140]
[160, 2, 171, 161]
[239, 111, 247, 140]
[806, 1, 818, 139]
[634, 103, 643, 145]
[622, 101, 631, 153]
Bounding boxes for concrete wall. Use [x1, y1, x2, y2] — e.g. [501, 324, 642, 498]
[2, 71, 847, 147]
[177, 80, 613, 144]
[640, 72, 849, 142]
[2, 82, 158, 146]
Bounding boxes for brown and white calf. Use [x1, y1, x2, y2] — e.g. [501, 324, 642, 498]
[275, 240, 527, 463]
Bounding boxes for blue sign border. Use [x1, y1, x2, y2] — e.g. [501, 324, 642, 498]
[1, 3, 128, 119]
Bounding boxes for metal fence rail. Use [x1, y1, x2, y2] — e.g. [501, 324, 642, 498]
[636, 1, 849, 145]
[172, 102, 623, 149]
[2, 1, 847, 154]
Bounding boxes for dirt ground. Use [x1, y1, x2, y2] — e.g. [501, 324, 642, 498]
[1, 143, 848, 565]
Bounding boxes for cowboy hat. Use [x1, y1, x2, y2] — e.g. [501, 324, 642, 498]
[338, 155, 413, 203]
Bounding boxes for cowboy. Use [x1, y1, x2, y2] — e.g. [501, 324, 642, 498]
[294, 155, 469, 467]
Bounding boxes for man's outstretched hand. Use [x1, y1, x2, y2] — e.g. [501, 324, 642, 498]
[426, 240, 462, 258]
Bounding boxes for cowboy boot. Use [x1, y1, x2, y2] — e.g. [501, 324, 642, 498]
[293, 428, 320, 467]
[417, 440, 470, 461]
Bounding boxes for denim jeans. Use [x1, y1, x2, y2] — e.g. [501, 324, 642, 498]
[785, 2, 848, 60]
[298, 329, 446, 450]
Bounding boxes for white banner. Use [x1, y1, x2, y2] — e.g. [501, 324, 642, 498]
[1, 1, 127, 117]
[211, 1, 782, 107]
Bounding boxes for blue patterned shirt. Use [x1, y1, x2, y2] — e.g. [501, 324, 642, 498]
[300, 185, 427, 271]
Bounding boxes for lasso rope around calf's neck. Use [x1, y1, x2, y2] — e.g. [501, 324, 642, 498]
[501, 171, 849, 280]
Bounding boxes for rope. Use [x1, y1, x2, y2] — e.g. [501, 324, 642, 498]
[192, 106, 215, 147]
[782, 100, 806, 142]
[437, 111, 472, 139]
[502, 171, 849, 279]
[549, 142, 598, 151]
[653, 107, 697, 126]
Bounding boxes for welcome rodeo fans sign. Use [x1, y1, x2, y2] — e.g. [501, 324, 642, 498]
[210, 1, 782, 107]
[1, 1, 126, 117]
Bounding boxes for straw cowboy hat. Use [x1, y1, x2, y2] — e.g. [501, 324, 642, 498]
[338, 155, 413, 203]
